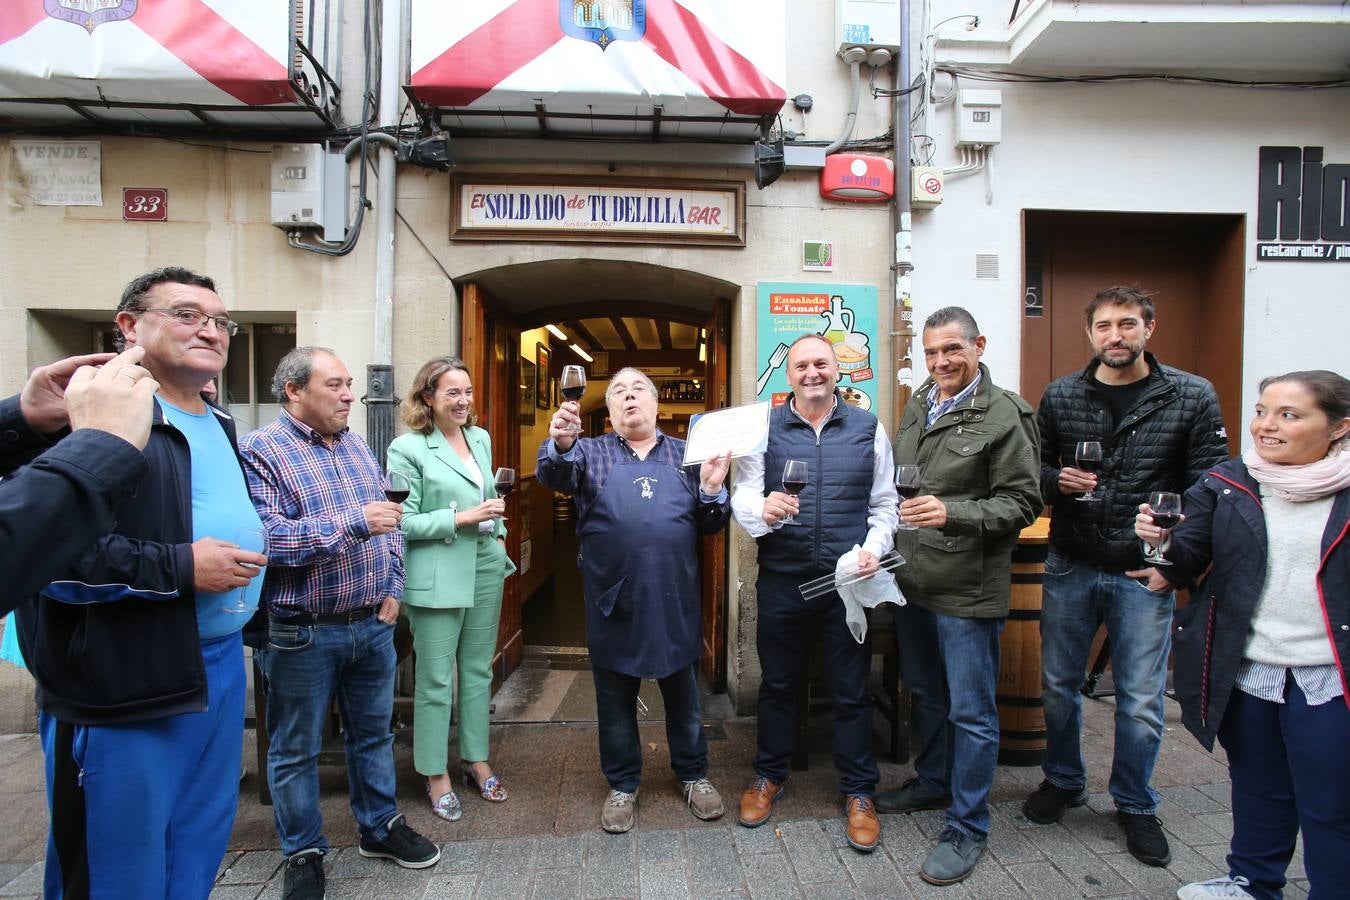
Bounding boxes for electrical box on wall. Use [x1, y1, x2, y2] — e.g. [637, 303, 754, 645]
[836, 0, 901, 50]
[911, 166, 944, 207]
[271, 144, 347, 240]
[956, 89, 1002, 146]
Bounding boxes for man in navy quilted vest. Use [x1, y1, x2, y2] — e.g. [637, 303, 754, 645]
[730, 334, 899, 853]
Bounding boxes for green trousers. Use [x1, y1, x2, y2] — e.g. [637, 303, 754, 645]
[404, 536, 507, 776]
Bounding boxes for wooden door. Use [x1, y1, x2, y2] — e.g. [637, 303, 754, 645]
[462, 283, 525, 686]
[699, 301, 730, 689]
[1020, 211, 1244, 456]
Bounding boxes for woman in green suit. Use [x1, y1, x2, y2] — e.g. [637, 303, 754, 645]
[388, 357, 516, 821]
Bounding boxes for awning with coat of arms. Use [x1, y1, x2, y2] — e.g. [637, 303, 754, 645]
[0, 1, 337, 130]
[409, 0, 787, 137]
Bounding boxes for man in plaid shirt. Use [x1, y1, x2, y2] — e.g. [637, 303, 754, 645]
[241, 347, 439, 900]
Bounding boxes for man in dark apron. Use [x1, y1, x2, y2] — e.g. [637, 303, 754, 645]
[537, 367, 732, 834]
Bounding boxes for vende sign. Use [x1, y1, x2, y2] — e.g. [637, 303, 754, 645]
[452, 177, 744, 246]
[1256, 146, 1350, 262]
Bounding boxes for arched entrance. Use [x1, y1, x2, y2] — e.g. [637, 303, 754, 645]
[453, 259, 737, 695]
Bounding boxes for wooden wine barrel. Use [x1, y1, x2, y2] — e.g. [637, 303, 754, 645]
[997, 517, 1050, 766]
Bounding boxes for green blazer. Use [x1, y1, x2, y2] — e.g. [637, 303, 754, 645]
[387, 425, 515, 609]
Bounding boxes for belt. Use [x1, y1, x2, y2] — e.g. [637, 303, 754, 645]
[282, 606, 377, 627]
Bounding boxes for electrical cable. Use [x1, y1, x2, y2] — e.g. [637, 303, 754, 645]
[939, 66, 1350, 89]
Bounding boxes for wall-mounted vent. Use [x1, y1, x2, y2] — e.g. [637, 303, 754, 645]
[974, 252, 999, 280]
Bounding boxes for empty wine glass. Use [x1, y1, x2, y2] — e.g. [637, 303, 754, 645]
[1075, 441, 1103, 502]
[227, 526, 266, 614]
[894, 465, 922, 530]
[780, 459, 807, 526]
[1142, 491, 1182, 566]
[493, 467, 516, 521]
[560, 365, 586, 434]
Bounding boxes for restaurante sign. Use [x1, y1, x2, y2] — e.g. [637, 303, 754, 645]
[451, 177, 744, 245]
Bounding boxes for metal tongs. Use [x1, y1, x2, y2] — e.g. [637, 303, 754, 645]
[798, 551, 905, 601]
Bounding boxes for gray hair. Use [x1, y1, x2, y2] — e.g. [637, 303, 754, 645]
[606, 367, 659, 398]
[924, 306, 981, 343]
[272, 346, 336, 403]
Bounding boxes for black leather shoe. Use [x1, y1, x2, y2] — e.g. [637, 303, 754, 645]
[1021, 779, 1088, 824]
[874, 777, 951, 814]
[282, 849, 325, 900]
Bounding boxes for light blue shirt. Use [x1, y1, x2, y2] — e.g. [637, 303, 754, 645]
[925, 372, 983, 429]
[160, 399, 265, 638]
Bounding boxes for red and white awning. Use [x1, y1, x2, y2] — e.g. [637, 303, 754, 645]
[0, 1, 294, 108]
[409, 0, 787, 128]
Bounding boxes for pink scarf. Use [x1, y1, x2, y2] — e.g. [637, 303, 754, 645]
[1242, 439, 1350, 502]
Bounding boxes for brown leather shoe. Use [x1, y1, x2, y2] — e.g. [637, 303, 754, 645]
[738, 775, 784, 827]
[844, 795, 880, 853]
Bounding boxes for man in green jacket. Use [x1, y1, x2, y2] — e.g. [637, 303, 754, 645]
[874, 307, 1041, 885]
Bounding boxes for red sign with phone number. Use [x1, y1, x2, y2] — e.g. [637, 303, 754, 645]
[122, 188, 167, 221]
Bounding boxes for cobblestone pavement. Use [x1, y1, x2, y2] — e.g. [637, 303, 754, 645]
[0, 697, 1310, 899]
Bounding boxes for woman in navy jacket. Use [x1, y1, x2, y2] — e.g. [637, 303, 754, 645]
[1136, 370, 1350, 900]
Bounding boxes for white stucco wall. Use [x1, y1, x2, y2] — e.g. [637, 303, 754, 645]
[910, 79, 1350, 442]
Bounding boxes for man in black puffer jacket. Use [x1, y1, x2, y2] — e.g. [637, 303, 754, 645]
[1024, 286, 1228, 870]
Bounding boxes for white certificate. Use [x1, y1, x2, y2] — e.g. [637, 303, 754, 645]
[682, 402, 771, 466]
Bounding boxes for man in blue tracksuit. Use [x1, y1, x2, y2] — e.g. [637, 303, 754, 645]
[16, 268, 267, 900]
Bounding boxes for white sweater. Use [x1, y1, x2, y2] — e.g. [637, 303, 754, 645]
[1243, 490, 1335, 667]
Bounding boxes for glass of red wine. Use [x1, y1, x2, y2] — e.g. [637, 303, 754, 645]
[384, 469, 411, 530]
[560, 365, 586, 434]
[1075, 441, 1103, 502]
[895, 465, 922, 530]
[493, 467, 516, 521]
[780, 459, 807, 526]
[1142, 491, 1181, 565]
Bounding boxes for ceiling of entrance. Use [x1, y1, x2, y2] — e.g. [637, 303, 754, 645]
[459, 259, 737, 352]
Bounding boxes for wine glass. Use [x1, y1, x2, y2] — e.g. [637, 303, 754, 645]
[384, 469, 411, 531]
[227, 526, 266, 614]
[894, 465, 922, 530]
[559, 365, 586, 434]
[780, 459, 807, 526]
[1142, 491, 1182, 566]
[493, 467, 516, 521]
[1075, 441, 1103, 502]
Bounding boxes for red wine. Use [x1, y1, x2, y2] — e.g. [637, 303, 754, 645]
[495, 481, 514, 498]
[561, 386, 584, 401]
[1076, 457, 1100, 474]
[384, 489, 410, 504]
[1151, 513, 1181, 530]
[896, 485, 921, 501]
[782, 479, 807, 495]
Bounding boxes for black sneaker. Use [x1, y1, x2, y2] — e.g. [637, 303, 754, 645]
[1119, 812, 1172, 867]
[358, 814, 442, 869]
[875, 777, 952, 814]
[282, 849, 325, 900]
[1021, 779, 1088, 824]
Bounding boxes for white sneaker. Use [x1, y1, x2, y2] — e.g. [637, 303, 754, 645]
[1177, 876, 1254, 899]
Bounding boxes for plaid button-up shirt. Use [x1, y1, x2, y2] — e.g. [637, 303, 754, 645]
[239, 409, 404, 618]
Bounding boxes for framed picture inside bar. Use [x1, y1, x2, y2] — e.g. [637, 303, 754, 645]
[535, 343, 551, 410]
[519, 357, 536, 425]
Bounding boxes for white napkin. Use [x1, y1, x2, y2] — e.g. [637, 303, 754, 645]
[836, 545, 906, 643]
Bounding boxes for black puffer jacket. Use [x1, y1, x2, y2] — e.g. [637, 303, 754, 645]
[1037, 353, 1228, 569]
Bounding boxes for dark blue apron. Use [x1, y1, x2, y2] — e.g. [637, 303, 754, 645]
[578, 454, 702, 678]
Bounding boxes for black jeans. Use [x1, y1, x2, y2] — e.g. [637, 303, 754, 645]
[592, 662, 708, 793]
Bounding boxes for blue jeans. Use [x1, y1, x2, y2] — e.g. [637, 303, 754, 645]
[1040, 551, 1173, 814]
[592, 662, 708, 793]
[1220, 680, 1350, 900]
[257, 613, 399, 856]
[895, 603, 1003, 839]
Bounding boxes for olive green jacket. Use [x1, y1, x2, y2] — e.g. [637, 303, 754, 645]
[892, 364, 1041, 618]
